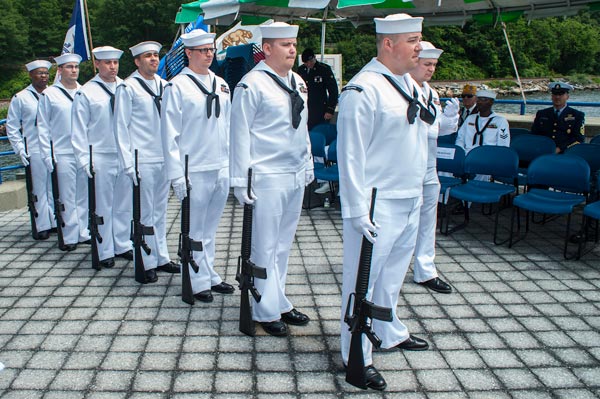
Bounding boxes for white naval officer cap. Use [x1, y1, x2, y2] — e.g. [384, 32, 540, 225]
[54, 53, 82, 66]
[259, 22, 299, 39]
[549, 81, 573, 93]
[26, 60, 52, 72]
[92, 46, 124, 60]
[181, 29, 216, 47]
[476, 89, 497, 99]
[419, 41, 443, 59]
[375, 13, 423, 34]
[130, 41, 162, 57]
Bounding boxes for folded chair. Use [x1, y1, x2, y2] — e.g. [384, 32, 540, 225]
[445, 145, 519, 244]
[509, 154, 590, 259]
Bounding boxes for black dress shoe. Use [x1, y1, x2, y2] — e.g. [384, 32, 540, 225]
[260, 320, 288, 336]
[156, 261, 181, 274]
[116, 250, 133, 261]
[395, 334, 429, 351]
[50, 227, 58, 233]
[79, 239, 92, 245]
[36, 230, 51, 240]
[281, 308, 310, 326]
[145, 268, 158, 283]
[100, 258, 115, 268]
[417, 277, 452, 294]
[60, 244, 78, 252]
[193, 290, 214, 303]
[342, 364, 387, 391]
[211, 282, 235, 294]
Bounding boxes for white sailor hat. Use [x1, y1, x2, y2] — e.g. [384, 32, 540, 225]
[181, 29, 215, 48]
[259, 22, 299, 39]
[375, 13, 423, 34]
[549, 82, 572, 94]
[92, 46, 123, 60]
[476, 89, 497, 99]
[26, 60, 52, 72]
[54, 53, 82, 66]
[419, 41, 443, 59]
[130, 41, 162, 57]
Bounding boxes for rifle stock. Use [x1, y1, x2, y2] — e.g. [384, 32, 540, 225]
[50, 141, 66, 250]
[344, 188, 393, 389]
[236, 168, 267, 336]
[132, 149, 155, 284]
[23, 137, 39, 240]
[180, 155, 203, 304]
[88, 145, 104, 270]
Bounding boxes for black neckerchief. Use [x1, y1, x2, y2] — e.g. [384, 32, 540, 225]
[263, 71, 304, 130]
[28, 90, 40, 101]
[186, 74, 220, 119]
[381, 74, 422, 124]
[56, 86, 74, 102]
[133, 77, 163, 114]
[94, 81, 115, 113]
[472, 114, 495, 146]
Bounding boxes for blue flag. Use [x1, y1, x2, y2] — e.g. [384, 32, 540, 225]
[158, 15, 208, 80]
[61, 0, 90, 61]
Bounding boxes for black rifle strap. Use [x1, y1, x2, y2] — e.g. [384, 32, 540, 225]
[94, 81, 115, 113]
[262, 71, 304, 130]
[56, 86, 74, 102]
[133, 77, 163, 114]
[185, 74, 220, 119]
[472, 115, 495, 146]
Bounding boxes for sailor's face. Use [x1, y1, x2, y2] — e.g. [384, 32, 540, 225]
[551, 91, 569, 109]
[264, 38, 297, 72]
[388, 32, 423, 74]
[59, 62, 80, 83]
[185, 43, 215, 71]
[95, 59, 119, 82]
[135, 51, 160, 76]
[411, 58, 437, 83]
[30, 68, 49, 91]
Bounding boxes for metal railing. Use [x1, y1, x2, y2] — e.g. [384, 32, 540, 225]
[442, 99, 600, 115]
[0, 118, 24, 184]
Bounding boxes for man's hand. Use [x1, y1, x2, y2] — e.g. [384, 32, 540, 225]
[324, 112, 334, 121]
[19, 150, 30, 167]
[349, 215, 378, 244]
[124, 166, 137, 186]
[81, 163, 93, 179]
[444, 98, 460, 116]
[234, 186, 257, 206]
[43, 157, 53, 172]
[305, 168, 315, 186]
[172, 177, 187, 201]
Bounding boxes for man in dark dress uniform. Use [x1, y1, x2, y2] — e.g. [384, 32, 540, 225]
[531, 82, 585, 153]
[298, 48, 339, 130]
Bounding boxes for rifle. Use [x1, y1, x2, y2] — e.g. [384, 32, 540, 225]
[344, 188, 393, 389]
[131, 149, 155, 284]
[23, 137, 39, 240]
[179, 155, 203, 304]
[50, 141, 66, 250]
[88, 145, 104, 270]
[235, 168, 267, 336]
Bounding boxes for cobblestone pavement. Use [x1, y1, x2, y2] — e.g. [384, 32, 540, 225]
[0, 194, 599, 399]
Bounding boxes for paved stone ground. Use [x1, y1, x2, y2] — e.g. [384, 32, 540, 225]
[0, 194, 599, 399]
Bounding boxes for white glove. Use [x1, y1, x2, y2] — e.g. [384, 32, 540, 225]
[234, 186, 256, 206]
[124, 166, 137, 186]
[81, 163, 93, 179]
[350, 215, 378, 244]
[443, 98, 460, 116]
[305, 168, 315, 186]
[172, 176, 187, 201]
[19, 150, 29, 167]
[43, 157, 53, 172]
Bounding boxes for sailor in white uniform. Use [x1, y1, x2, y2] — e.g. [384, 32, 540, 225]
[72, 46, 132, 268]
[6, 60, 55, 240]
[456, 89, 510, 155]
[338, 14, 430, 391]
[37, 53, 88, 251]
[409, 41, 457, 294]
[161, 30, 234, 301]
[230, 22, 314, 337]
[114, 41, 180, 283]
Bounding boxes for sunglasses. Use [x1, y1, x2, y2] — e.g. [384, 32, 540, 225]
[461, 94, 474, 99]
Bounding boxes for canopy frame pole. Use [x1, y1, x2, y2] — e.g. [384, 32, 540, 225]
[320, 7, 328, 62]
[501, 21, 527, 105]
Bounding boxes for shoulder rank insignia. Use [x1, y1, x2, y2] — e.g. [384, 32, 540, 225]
[341, 84, 363, 93]
[236, 82, 248, 89]
[220, 84, 230, 94]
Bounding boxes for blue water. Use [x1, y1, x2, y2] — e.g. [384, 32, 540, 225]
[495, 90, 600, 117]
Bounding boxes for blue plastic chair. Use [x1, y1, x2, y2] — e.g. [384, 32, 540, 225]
[590, 135, 600, 145]
[327, 139, 337, 164]
[446, 145, 519, 243]
[510, 128, 531, 138]
[437, 132, 457, 145]
[436, 143, 466, 233]
[309, 131, 327, 170]
[578, 173, 600, 258]
[509, 154, 590, 259]
[565, 143, 600, 200]
[310, 123, 337, 146]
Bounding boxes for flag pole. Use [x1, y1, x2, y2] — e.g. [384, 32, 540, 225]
[82, 0, 96, 67]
